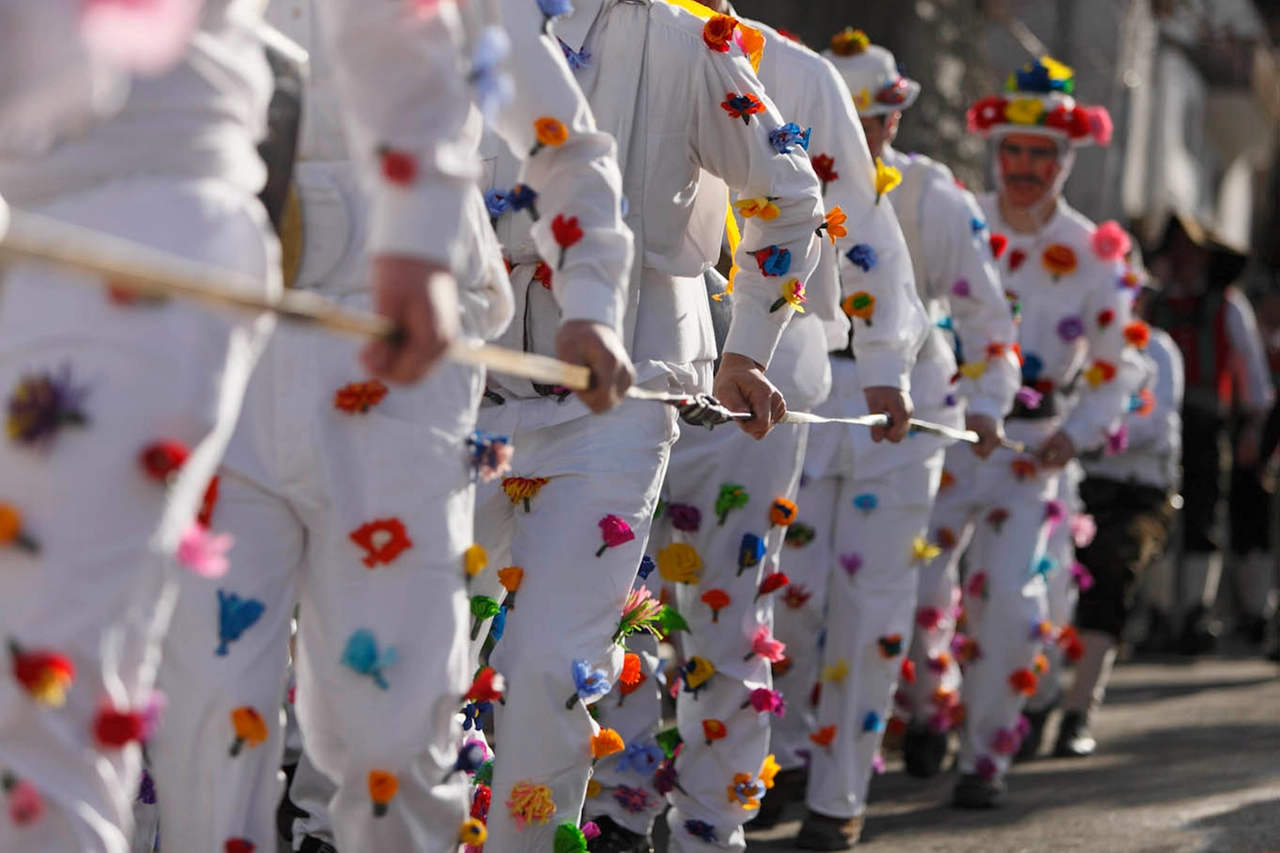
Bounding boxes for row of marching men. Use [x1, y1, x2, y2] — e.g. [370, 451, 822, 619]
[0, 1, 1216, 853]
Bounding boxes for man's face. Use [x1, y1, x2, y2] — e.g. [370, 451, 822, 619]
[996, 132, 1062, 209]
[859, 112, 899, 160]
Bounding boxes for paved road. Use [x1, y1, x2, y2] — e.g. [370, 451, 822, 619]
[737, 657, 1280, 853]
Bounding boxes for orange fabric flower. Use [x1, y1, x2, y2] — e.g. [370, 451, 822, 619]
[533, 117, 569, 149]
[334, 379, 388, 414]
[229, 706, 268, 756]
[349, 518, 413, 569]
[702, 718, 727, 744]
[1042, 244, 1078, 278]
[768, 497, 798, 527]
[1123, 320, 1151, 348]
[369, 770, 399, 817]
[1010, 457, 1037, 481]
[842, 291, 875, 323]
[809, 725, 836, 748]
[591, 728, 625, 759]
[620, 653, 643, 686]
[818, 206, 847, 243]
[498, 566, 524, 593]
[702, 14, 739, 53]
[0, 503, 37, 553]
[502, 476, 550, 512]
[701, 588, 730, 622]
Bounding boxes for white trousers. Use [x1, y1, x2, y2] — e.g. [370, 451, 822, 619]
[0, 178, 276, 853]
[903, 425, 1061, 780]
[466, 396, 676, 853]
[1028, 463, 1083, 714]
[771, 425, 943, 819]
[658, 421, 808, 853]
[150, 304, 483, 853]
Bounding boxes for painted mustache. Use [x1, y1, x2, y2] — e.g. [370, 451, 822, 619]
[1006, 175, 1045, 187]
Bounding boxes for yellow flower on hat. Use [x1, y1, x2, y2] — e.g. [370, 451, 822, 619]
[1041, 55, 1074, 82]
[829, 27, 870, 57]
[853, 88, 872, 111]
[873, 158, 902, 203]
[1006, 98, 1045, 126]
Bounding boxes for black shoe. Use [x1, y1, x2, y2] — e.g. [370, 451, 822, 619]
[1014, 707, 1051, 763]
[902, 725, 948, 779]
[795, 811, 863, 850]
[299, 837, 338, 853]
[951, 773, 1006, 809]
[1239, 614, 1270, 648]
[752, 767, 807, 830]
[587, 816, 653, 853]
[1053, 711, 1096, 757]
[1175, 606, 1221, 656]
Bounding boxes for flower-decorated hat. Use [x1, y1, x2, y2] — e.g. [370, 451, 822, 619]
[823, 28, 920, 117]
[967, 56, 1112, 147]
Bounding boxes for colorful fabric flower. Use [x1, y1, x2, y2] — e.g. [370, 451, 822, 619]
[611, 784, 651, 814]
[656, 605, 690, 636]
[559, 38, 591, 71]
[554, 822, 587, 853]
[701, 588, 730, 622]
[1085, 359, 1118, 388]
[9, 641, 75, 708]
[987, 507, 1010, 532]
[900, 659, 917, 685]
[861, 711, 885, 733]
[738, 533, 766, 574]
[877, 634, 904, 658]
[1008, 248, 1028, 272]
[0, 503, 37, 553]
[536, 0, 572, 32]
[567, 659, 611, 708]
[721, 92, 766, 124]
[734, 196, 781, 221]
[136, 438, 189, 483]
[756, 572, 789, 602]
[768, 278, 805, 314]
[812, 154, 839, 194]
[507, 780, 555, 829]
[845, 242, 878, 275]
[809, 725, 837, 748]
[462, 701, 491, 731]
[1008, 668, 1038, 695]
[783, 522, 816, 548]
[829, 27, 870, 56]
[926, 651, 952, 675]
[1091, 220, 1131, 261]
[783, 584, 812, 609]
[1005, 97, 1045, 125]
[974, 755, 999, 782]
[727, 772, 767, 809]
[1010, 457, 1037, 480]
[840, 552, 863, 576]
[196, 476, 220, 528]
[658, 542, 702, 584]
[333, 379, 388, 414]
[821, 659, 848, 683]
[753, 245, 792, 278]
[216, 589, 264, 657]
[667, 502, 702, 532]
[768, 122, 811, 154]
[1042, 244, 1078, 278]
[967, 95, 1008, 132]
[590, 728, 625, 759]
[967, 571, 989, 600]
[502, 476, 550, 512]
[470, 596, 501, 641]
[746, 625, 786, 662]
[467, 431, 514, 483]
[459, 818, 488, 846]
[341, 628, 398, 690]
[873, 157, 902, 203]
[619, 652, 643, 687]
[989, 232, 1009, 259]
[229, 705, 267, 756]
[484, 188, 510, 220]
[702, 14, 739, 52]
[617, 740, 665, 774]
[349, 518, 413, 569]
[378, 147, 417, 186]
[1124, 321, 1151, 348]
[911, 537, 942, 563]
[702, 718, 728, 745]
[917, 606, 943, 631]
[685, 819, 718, 842]
[715, 483, 749, 525]
[177, 523, 233, 578]
[551, 214, 584, 270]
[1015, 386, 1044, 410]
[637, 555, 656, 580]
[596, 514, 635, 557]
[816, 205, 848, 243]
[681, 656, 716, 696]
[951, 279, 972, 298]
[852, 493, 878, 513]
[613, 586, 663, 642]
[466, 667, 506, 704]
[6, 365, 90, 447]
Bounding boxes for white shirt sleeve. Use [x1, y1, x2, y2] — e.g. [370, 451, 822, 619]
[1224, 287, 1275, 415]
[922, 181, 1019, 421]
[314, 0, 478, 268]
[483, 0, 632, 331]
[1127, 329, 1184, 454]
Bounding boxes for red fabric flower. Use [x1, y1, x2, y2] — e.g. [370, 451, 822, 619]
[989, 232, 1008, 259]
[551, 214, 584, 270]
[812, 154, 839, 193]
[702, 14, 738, 52]
[1043, 104, 1090, 140]
[196, 476, 220, 529]
[10, 642, 76, 707]
[349, 518, 414, 568]
[1097, 308, 1116, 328]
[756, 572, 789, 600]
[702, 719, 727, 744]
[1008, 248, 1027, 271]
[783, 585, 811, 609]
[465, 667, 505, 703]
[93, 705, 146, 748]
[1010, 458, 1037, 481]
[1086, 105, 1113, 145]
[138, 439, 189, 482]
[809, 725, 836, 748]
[967, 95, 1007, 133]
[1009, 668, 1038, 695]
[378, 147, 417, 186]
[334, 379, 389, 414]
[900, 659, 917, 685]
[533, 261, 553, 290]
[596, 514, 635, 557]
[701, 588, 730, 622]
[225, 840, 256, 853]
[1124, 321, 1151, 348]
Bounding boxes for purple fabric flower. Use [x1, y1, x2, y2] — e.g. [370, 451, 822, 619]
[1015, 714, 1033, 739]
[653, 759, 680, 795]
[951, 279, 971, 297]
[945, 394, 958, 407]
[6, 364, 90, 447]
[611, 785, 651, 814]
[1057, 315, 1085, 342]
[840, 553, 863, 576]
[1044, 499, 1067, 525]
[975, 755, 999, 781]
[667, 502, 702, 532]
[1070, 561, 1095, 591]
[927, 710, 952, 734]
[1015, 385, 1043, 409]
[991, 728, 1020, 755]
[136, 769, 157, 805]
[558, 38, 590, 70]
[1106, 424, 1129, 455]
[685, 820, 717, 842]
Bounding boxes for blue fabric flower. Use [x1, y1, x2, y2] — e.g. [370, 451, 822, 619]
[570, 658, 611, 703]
[846, 243, 878, 272]
[617, 740, 665, 774]
[559, 38, 591, 70]
[484, 189, 510, 220]
[1015, 61, 1052, 93]
[637, 555, 656, 580]
[1034, 556, 1056, 577]
[537, 0, 573, 18]
[862, 711, 885, 733]
[216, 589, 265, 657]
[768, 122, 812, 154]
[490, 604, 508, 643]
[971, 217, 987, 234]
[508, 183, 539, 220]
[453, 741, 487, 774]
[470, 25, 513, 121]
[1022, 353, 1044, 382]
[852, 493, 878, 513]
[685, 820, 718, 843]
[462, 700, 492, 731]
[756, 245, 792, 277]
[738, 533, 766, 574]
[341, 629, 399, 690]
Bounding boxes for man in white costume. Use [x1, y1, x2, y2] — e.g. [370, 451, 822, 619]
[149, 2, 636, 853]
[463, 2, 832, 852]
[763, 30, 1018, 848]
[900, 55, 1141, 808]
[0, 1, 279, 851]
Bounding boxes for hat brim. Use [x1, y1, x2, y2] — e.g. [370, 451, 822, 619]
[1156, 212, 1249, 283]
[857, 78, 921, 117]
[983, 123, 1093, 148]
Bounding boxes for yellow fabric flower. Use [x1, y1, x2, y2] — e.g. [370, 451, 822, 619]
[911, 536, 942, 563]
[1041, 55, 1074, 82]
[959, 361, 988, 380]
[770, 278, 806, 314]
[658, 542, 703, 584]
[853, 88, 872, 111]
[586, 779, 603, 798]
[759, 754, 781, 789]
[463, 544, 488, 577]
[459, 818, 488, 845]
[733, 196, 781, 221]
[873, 158, 902, 203]
[684, 656, 717, 690]
[1005, 97, 1045, 125]
[821, 658, 849, 683]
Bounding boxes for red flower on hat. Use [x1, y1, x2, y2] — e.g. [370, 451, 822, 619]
[967, 95, 1007, 133]
[1043, 104, 1090, 140]
[349, 518, 413, 568]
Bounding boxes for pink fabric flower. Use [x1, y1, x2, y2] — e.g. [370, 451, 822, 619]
[81, 0, 202, 76]
[916, 606, 943, 631]
[747, 626, 787, 662]
[596, 515, 635, 557]
[746, 687, 786, 717]
[1086, 105, 1114, 146]
[582, 822, 601, 841]
[1015, 386, 1043, 409]
[176, 523, 233, 578]
[1091, 220, 1130, 261]
[926, 710, 952, 734]
[1016, 715, 1033, 739]
[871, 753, 886, 774]
[1070, 562, 1095, 591]
[975, 755, 999, 781]
[991, 727, 1020, 755]
[951, 279, 971, 297]
[966, 571, 988, 599]
[839, 553, 863, 576]
[7, 778, 43, 825]
[1070, 513, 1097, 548]
[1106, 424, 1129, 455]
